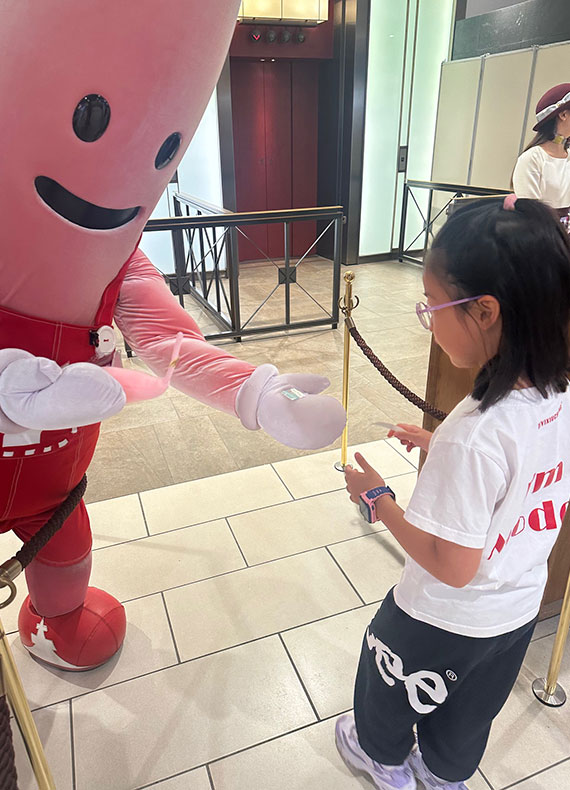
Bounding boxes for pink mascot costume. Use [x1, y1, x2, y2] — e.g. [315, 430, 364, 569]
[0, 1, 345, 670]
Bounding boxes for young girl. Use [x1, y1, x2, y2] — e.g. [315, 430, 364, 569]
[336, 196, 570, 790]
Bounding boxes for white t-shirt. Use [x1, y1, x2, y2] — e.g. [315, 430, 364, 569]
[512, 146, 570, 208]
[394, 388, 570, 638]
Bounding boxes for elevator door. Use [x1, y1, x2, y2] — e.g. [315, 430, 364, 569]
[231, 58, 318, 262]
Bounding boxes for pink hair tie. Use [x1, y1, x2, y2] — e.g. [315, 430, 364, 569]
[503, 193, 517, 211]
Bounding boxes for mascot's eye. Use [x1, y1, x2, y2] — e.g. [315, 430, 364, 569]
[155, 132, 182, 169]
[73, 95, 111, 142]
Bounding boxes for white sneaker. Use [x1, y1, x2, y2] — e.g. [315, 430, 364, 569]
[408, 747, 469, 790]
[335, 713, 417, 790]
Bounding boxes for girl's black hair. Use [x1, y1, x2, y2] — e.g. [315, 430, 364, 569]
[427, 198, 570, 411]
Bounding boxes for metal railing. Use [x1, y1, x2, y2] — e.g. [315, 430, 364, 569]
[398, 180, 508, 265]
[144, 194, 344, 341]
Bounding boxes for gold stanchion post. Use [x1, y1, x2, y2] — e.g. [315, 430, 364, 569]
[335, 271, 358, 472]
[0, 619, 56, 789]
[532, 568, 570, 706]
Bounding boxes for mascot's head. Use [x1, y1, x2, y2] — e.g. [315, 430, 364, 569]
[0, 0, 240, 321]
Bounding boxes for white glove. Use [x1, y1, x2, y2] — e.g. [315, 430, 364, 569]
[236, 364, 346, 450]
[0, 349, 126, 432]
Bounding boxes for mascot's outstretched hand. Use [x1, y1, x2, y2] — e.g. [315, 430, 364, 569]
[0, 348, 126, 432]
[236, 365, 346, 450]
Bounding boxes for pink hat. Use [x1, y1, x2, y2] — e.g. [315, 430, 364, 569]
[533, 83, 570, 131]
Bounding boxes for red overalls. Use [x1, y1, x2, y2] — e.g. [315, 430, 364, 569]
[0, 261, 129, 565]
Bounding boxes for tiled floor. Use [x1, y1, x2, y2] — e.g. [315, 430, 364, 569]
[5, 438, 569, 790]
[4, 260, 570, 789]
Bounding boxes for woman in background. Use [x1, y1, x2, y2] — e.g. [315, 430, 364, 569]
[513, 83, 570, 221]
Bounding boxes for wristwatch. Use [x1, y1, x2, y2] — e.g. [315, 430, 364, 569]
[359, 485, 396, 524]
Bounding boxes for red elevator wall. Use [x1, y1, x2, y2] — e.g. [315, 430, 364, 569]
[231, 59, 318, 262]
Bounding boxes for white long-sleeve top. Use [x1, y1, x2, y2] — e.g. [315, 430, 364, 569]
[512, 146, 570, 208]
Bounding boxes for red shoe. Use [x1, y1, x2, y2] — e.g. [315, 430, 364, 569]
[18, 587, 126, 671]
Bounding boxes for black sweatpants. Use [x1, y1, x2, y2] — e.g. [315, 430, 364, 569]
[354, 588, 537, 782]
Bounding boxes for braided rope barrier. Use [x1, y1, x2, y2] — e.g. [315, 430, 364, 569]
[349, 325, 448, 423]
[14, 475, 87, 570]
[0, 689, 18, 790]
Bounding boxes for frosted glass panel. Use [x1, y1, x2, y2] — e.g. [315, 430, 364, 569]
[431, 58, 481, 185]
[470, 50, 533, 189]
[522, 42, 570, 149]
[240, 1, 281, 18]
[282, 0, 320, 19]
[140, 89, 223, 274]
[176, 89, 223, 206]
[407, 0, 455, 181]
[359, 0, 407, 257]
[402, 0, 455, 250]
[140, 189, 175, 274]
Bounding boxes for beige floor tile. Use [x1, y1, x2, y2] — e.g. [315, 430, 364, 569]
[152, 415, 239, 484]
[72, 637, 316, 790]
[386, 436, 421, 469]
[0, 530, 27, 634]
[90, 520, 245, 601]
[228, 489, 382, 566]
[273, 439, 416, 499]
[282, 604, 378, 719]
[13, 702, 73, 790]
[358, 375, 428, 429]
[86, 424, 174, 504]
[350, 326, 431, 365]
[165, 549, 362, 661]
[467, 771, 496, 790]
[328, 533, 406, 604]
[389, 472, 418, 510]
[511, 759, 570, 790]
[100, 395, 179, 434]
[531, 615, 560, 642]
[146, 768, 212, 789]
[480, 632, 570, 788]
[140, 465, 291, 534]
[209, 717, 372, 790]
[88, 493, 148, 550]
[9, 594, 177, 710]
[210, 410, 315, 469]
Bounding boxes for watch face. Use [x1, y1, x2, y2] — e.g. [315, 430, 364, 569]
[359, 498, 372, 522]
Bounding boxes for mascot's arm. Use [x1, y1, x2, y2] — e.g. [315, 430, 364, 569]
[114, 248, 255, 415]
[114, 248, 346, 450]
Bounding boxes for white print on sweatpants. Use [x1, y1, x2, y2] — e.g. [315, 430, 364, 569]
[367, 629, 451, 714]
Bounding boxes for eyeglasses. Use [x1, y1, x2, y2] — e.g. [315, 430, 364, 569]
[416, 296, 484, 330]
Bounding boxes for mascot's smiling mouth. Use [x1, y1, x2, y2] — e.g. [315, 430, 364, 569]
[35, 176, 140, 230]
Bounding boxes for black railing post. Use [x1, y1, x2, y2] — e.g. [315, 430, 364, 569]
[398, 182, 409, 263]
[198, 217, 207, 299]
[228, 226, 241, 340]
[284, 221, 291, 326]
[172, 196, 187, 307]
[424, 188, 434, 255]
[332, 212, 342, 328]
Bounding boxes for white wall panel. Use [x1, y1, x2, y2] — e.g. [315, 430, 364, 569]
[470, 49, 534, 189]
[431, 58, 481, 185]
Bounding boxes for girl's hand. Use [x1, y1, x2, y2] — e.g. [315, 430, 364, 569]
[344, 452, 385, 504]
[388, 424, 433, 454]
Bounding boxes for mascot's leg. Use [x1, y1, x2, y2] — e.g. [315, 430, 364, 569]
[16, 501, 126, 671]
